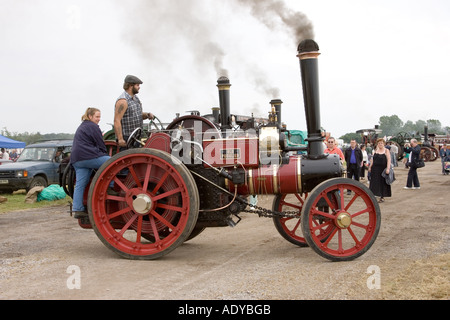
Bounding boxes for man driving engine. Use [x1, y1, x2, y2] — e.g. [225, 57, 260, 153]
[114, 75, 155, 148]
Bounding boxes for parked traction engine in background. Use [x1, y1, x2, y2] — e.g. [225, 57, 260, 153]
[64, 40, 381, 262]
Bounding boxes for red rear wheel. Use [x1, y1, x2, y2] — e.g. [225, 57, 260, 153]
[88, 149, 199, 260]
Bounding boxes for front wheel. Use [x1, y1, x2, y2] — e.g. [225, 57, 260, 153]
[301, 178, 381, 262]
[88, 149, 199, 260]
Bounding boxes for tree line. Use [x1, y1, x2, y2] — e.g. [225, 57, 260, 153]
[1, 127, 74, 146]
[339, 115, 449, 143]
[2, 115, 449, 146]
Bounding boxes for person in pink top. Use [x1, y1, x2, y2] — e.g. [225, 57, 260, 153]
[324, 137, 344, 160]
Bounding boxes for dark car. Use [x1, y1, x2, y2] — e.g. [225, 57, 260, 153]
[0, 159, 13, 165]
[0, 140, 72, 193]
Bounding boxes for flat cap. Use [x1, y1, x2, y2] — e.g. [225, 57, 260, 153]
[124, 75, 143, 84]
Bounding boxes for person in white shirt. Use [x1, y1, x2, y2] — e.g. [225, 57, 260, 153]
[1, 148, 9, 160]
[360, 144, 368, 180]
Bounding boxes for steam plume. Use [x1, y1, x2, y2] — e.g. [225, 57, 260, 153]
[119, 0, 313, 104]
[234, 0, 315, 43]
[126, 0, 228, 78]
[232, 0, 314, 98]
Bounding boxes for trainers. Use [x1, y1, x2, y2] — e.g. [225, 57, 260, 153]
[403, 187, 413, 190]
[413, 187, 421, 190]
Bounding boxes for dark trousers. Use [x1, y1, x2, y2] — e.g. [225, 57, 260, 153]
[347, 163, 360, 181]
[406, 166, 420, 188]
[360, 161, 367, 178]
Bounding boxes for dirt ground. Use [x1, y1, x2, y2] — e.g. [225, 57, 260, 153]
[0, 160, 449, 301]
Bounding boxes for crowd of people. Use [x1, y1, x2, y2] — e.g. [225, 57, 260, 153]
[0, 148, 19, 161]
[325, 136, 449, 204]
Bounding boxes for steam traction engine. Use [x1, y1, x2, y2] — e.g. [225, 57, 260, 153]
[67, 40, 381, 261]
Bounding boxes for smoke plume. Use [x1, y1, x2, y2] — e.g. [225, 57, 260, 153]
[119, 0, 313, 108]
[234, 0, 315, 44]
[124, 0, 229, 78]
[232, 0, 314, 98]
[247, 63, 281, 98]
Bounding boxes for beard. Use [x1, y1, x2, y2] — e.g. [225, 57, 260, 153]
[132, 86, 140, 95]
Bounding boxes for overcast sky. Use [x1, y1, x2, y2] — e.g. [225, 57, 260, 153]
[1, 0, 449, 139]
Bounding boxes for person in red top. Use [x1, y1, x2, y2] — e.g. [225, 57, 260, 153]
[324, 137, 344, 160]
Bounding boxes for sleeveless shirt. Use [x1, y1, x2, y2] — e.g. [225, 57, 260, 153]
[116, 91, 143, 137]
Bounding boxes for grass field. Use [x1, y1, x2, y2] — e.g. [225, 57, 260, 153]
[0, 190, 70, 214]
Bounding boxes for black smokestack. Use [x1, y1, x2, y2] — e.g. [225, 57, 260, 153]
[212, 107, 220, 123]
[270, 99, 283, 127]
[217, 77, 231, 132]
[297, 39, 325, 159]
[424, 125, 429, 144]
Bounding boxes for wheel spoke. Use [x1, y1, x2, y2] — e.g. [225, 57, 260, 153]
[346, 226, 361, 245]
[152, 187, 183, 201]
[344, 193, 358, 211]
[118, 213, 139, 237]
[351, 207, 371, 219]
[142, 164, 153, 191]
[312, 218, 332, 230]
[311, 207, 336, 220]
[337, 229, 343, 252]
[351, 221, 369, 230]
[152, 171, 170, 195]
[108, 206, 133, 220]
[281, 200, 302, 211]
[289, 219, 302, 234]
[113, 176, 130, 194]
[156, 203, 184, 212]
[128, 165, 143, 189]
[320, 189, 341, 211]
[106, 195, 126, 202]
[136, 215, 143, 243]
[320, 192, 335, 209]
[322, 227, 338, 247]
[294, 193, 306, 205]
[337, 186, 345, 209]
[149, 216, 161, 242]
[149, 210, 176, 230]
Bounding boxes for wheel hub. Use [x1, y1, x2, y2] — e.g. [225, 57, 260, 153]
[336, 212, 352, 229]
[133, 194, 153, 214]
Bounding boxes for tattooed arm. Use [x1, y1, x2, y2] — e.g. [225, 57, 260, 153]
[114, 99, 128, 147]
